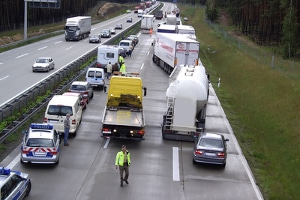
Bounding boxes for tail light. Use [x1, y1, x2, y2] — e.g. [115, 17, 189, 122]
[97, 63, 101, 67]
[72, 119, 76, 124]
[102, 128, 110, 132]
[194, 150, 203, 155]
[84, 91, 89, 95]
[50, 149, 58, 155]
[137, 130, 144, 135]
[217, 152, 225, 157]
[22, 150, 30, 154]
[43, 118, 48, 123]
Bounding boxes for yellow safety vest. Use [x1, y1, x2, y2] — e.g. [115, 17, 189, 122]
[115, 150, 131, 166]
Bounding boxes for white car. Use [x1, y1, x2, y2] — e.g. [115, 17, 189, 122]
[32, 57, 55, 72]
[109, 27, 116, 35]
[115, 23, 123, 29]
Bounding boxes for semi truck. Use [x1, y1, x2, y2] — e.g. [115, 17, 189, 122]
[101, 74, 147, 140]
[152, 32, 200, 74]
[141, 15, 154, 33]
[162, 64, 209, 141]
[64, 16, 91, 41]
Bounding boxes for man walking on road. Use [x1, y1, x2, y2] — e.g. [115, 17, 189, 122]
[64, 114, 70, 146]
[115, 145, 131, 187]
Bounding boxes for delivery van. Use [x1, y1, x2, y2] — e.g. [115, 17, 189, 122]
[118, 40, 133, 54]
[44, 95, 83, 135]
[86, 67, 105, 89]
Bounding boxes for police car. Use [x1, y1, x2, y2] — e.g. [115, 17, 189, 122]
[0, 167, 31, 199]
[20, 123, 61, 165]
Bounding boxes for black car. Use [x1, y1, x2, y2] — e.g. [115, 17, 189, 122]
[126, 17, 133, 23]
[100, 29, 111, 38]
[193, 133, 229, 167]
[89, 34, 101, 43]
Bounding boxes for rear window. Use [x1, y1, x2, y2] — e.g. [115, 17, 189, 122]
[88, 71, 102, 78]
[106, 52, 115, 58]
[47, 105, 73, 116]
[70, 84, 86, 91]
[120, 42, 130, 46]
[26, 138, 54, 147]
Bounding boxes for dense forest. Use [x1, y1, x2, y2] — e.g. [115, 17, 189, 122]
[203, 0, 300, 58]
[0, 0, 139, 32]
[1, 0, 299, 57]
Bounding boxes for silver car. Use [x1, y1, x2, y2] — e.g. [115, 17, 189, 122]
[21, 123, 61, 164]
[0, 167, 31, 199]
[109, 27, 116, 35]
[115, 23, 123, 29]
[193, 132, 229, 167]
[32, 57, 55, 72]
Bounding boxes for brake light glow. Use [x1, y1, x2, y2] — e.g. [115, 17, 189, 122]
[217, 152, 225, 157]
[72, 119, 76, 124]
[194, 150, 203, 155]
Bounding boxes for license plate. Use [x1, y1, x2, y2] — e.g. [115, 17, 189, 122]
[49, 120, 57, 123]
[205, 153, 215, 156]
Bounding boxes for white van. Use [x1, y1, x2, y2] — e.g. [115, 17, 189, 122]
[137, 9, 144, 17]
[118, 40, 133, 54]
[44, 95, 83, 135]
[96, 45, 119, 71]
[86, 67, 105, 89]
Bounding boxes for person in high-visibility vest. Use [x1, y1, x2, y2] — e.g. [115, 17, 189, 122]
[115, 145, 131, 187]
[119, 62, 126, 75]
[118, 54, 124, 65]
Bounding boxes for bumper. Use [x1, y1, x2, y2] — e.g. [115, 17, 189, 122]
[193, 155, 226, 165]
[21, 154, 59, 164]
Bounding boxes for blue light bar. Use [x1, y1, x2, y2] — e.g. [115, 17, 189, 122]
[30, 123, 53, 130]
[0, 167, 10, 175]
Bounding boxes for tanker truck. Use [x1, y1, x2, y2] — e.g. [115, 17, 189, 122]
[152, 32, 199, 74]
[101, 73, 147, 140]
[162, 64, 209, 141]
[64, 16, 91, 41]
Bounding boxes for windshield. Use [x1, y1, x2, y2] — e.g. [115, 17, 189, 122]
[65, 26, 77, 31]
[47, 105, 73, 116]
[70, 85, 86, 91]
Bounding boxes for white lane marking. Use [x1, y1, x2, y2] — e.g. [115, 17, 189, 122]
[173, 147, 180, 181]
[54, 41, 62, 44]
[65, 46, 73, 50]
[147, 51, 150, 55]
[16, 53, 29, 58]
[140, 63, 144, 70]
[0, 75, 9, 81]
[38, 46, 48, 50]
[104, 138, 110, 148]
[7, 154, 20, 169]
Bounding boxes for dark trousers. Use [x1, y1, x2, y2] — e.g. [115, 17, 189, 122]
[119, 164, 129, 182]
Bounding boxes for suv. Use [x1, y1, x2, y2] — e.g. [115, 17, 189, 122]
[100, 29, 111, 38]
[0, 167, 31, 199]
[20, 123, 61, 164]
[68, 81, 94, 103]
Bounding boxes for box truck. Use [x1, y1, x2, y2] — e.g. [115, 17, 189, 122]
[152, 32, 200, 74]
[64, 16, 91, 41]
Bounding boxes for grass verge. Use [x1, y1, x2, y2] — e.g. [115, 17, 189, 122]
[178, 4, 300, 200]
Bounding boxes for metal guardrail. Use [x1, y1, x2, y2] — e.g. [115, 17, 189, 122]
[0, 3, 161, 143]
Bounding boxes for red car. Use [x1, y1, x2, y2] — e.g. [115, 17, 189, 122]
[62, 92, 87, 110]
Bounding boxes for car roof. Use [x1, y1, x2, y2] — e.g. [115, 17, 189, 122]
[37, 57, 51, 60]
[200, 132, 223, 140]
[62, 92, 82, 97]
[71, 81, 88, 86]
[27, 123, 55, 139]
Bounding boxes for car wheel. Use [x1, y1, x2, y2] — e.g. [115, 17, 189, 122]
[20, 157, 25, 164]
[25, 181, 31, 196]
[54, 158, 59, 165]
[91, 92, 94, 99]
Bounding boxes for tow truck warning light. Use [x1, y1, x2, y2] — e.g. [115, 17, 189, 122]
[30, 123, 53, 130]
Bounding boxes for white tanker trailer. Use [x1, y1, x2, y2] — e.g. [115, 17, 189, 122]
[162, 64, 209, 141]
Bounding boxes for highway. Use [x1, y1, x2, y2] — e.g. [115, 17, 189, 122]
[0, 2, 263, 200]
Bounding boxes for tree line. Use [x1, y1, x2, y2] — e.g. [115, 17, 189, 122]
[203, 0, 300, 58]
[0, 0, 139, 33]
